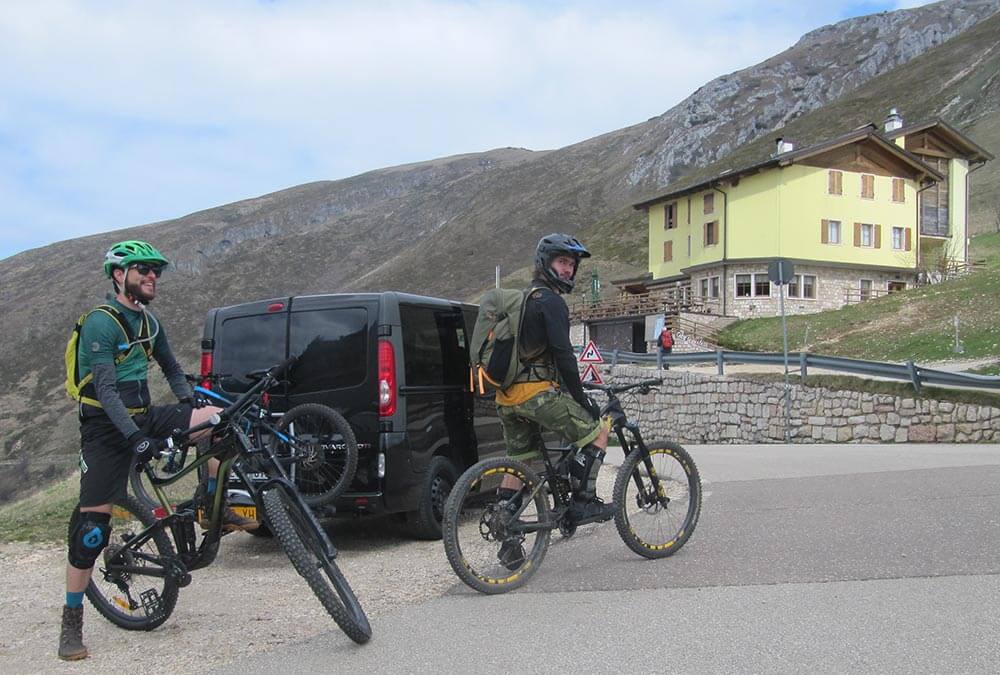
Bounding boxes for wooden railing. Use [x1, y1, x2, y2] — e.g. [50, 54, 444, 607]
[570, 282, 721, 321]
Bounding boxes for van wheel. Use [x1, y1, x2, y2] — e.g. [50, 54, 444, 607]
[406, 456, 459, 540]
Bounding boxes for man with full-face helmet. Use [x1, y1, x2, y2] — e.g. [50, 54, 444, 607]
[492, 233, 615, 569]
[58, 240, 256, 661]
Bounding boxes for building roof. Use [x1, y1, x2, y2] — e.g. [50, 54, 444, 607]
[884, 118, 994, 163]
[631, 118, 974, 210]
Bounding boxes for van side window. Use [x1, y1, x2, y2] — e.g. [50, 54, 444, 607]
[217, 312, 287, 392]
[289, 308, 368, 393]
[400, 305, 466, 387]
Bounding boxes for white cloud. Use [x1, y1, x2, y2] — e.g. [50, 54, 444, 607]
[0, 1, 916, 258]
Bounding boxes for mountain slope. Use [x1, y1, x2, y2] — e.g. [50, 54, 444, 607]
[1, 0, 999, 489]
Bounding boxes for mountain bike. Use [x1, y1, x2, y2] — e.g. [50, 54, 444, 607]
[442, 377, 702, 594]
[130, 378, 358, 511]
[89, 357, 372, 644]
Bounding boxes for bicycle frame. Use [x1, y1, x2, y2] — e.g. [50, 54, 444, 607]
[113, 361, 339, 586]
[504, 378, 669, 536]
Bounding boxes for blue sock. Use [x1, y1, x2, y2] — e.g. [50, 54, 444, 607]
[66, 591, 85, 609]
[207, 477, 217, 495]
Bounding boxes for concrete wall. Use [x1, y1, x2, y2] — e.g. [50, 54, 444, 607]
[599, 364, 1000, 444]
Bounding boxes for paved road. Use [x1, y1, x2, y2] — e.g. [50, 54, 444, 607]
[218, 443, 1000, 674]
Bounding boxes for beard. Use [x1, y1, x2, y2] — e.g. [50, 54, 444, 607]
[124, 276, 155, 304]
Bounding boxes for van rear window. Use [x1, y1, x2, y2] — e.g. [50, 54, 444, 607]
[216, 312, 287, 393]
[289, 308, 368, 393]
[400, 305, 467, 387]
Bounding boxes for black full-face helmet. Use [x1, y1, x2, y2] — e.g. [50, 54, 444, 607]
[534, 233, 591, 294]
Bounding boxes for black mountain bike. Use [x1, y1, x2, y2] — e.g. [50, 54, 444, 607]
[442, 377, 702, 594]
[88, 357, 372, 644]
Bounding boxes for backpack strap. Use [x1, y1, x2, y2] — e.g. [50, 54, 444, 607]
[76, 305, 152, 413]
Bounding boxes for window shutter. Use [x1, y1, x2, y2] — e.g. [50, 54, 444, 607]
[703, 223, 709, 246]
[828, 172, 834, 194]
[821, 219, 829, 244]
[905, 227, 912, 251]
[854, 222, 861, 247]
[874, 224, 882, 249]
[836, 171, 842, 195]
[663, 240, 672, 262]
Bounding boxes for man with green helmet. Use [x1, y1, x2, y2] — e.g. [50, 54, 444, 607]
[58, 240, 257, 661]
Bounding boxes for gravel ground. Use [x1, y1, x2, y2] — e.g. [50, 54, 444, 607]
[0, 515, 458, 674]
[0, 467, 617, 674]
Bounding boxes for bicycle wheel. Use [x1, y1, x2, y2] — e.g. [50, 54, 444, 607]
[86, 494, 180, 630]
[613, 440, 702, 560]
[262, 488, 371, 643]
[276, 404, 359, 507]
[442, 457, 552, 595]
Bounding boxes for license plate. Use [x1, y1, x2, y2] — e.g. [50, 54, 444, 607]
[230, 505, 257, 520]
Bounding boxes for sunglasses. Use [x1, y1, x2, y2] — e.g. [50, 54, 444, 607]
[130, 263, 164, 278]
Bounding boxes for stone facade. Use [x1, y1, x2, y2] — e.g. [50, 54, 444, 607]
[689, 262, 917, 319]
[598, 364, 1000, 444]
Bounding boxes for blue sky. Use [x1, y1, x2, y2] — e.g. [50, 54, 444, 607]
[0, 0, 929, 259]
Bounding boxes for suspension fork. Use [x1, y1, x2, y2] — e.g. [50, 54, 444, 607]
[621, 425, 669, 505]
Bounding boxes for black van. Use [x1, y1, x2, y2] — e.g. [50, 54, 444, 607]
[199, 292, 505, 539]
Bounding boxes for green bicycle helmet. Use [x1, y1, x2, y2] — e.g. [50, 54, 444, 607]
[103, 240, 170, 278]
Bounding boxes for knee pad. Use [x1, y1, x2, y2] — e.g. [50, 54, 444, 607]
[67, 507, 112, 570]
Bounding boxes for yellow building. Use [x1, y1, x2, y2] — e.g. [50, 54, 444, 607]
[630, 112, 992, 319]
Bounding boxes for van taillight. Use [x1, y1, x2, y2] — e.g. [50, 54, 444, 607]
[199, 351, 213, 389]
[378, 339, 396, 417]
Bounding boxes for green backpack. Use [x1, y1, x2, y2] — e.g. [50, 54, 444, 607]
[64, 304, 153, 408]
[469, 287, 543, 393]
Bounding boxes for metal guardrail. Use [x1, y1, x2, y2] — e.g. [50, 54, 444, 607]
[582, 348, 1000, 393]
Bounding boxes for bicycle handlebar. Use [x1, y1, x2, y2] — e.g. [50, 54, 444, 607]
[583, 377, 663, 395]
[165, 355, 298, 448]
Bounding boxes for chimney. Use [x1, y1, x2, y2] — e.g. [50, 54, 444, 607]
[884, 107, 903, 132]
[774, 137, 794, 155]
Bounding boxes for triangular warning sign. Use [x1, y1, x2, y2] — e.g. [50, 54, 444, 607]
[581, 364, 603, 384]
[579, 340, 604, 363]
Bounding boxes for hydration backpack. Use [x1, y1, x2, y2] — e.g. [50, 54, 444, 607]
[65, 305, 153, 407]
[469, 287, 543, 394]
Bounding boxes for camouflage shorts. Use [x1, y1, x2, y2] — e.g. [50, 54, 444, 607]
[497, 390, 600, 461]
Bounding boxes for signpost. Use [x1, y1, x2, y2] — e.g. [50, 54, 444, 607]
[579, 340, 604, 384]
[768, 258, 794, 442]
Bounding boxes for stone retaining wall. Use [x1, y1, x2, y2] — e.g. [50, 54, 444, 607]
[601, 364, 1000, 444]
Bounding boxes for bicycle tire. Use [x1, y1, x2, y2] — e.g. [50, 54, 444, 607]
[262, 488, 371, 643]
[442, 457, 552, 595]
[128, 448, 205, 511]
[613, 440, 702, 560]
[276, 404, 359, 507]
[86, 494, 180, 630]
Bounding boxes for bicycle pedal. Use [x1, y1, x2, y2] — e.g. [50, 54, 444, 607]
[139, 588, 167, 622]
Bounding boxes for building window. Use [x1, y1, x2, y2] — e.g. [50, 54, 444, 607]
[703, 192, 714, 215]
[736, 273, 772, 298]
[663, 240, 673, 262]
[735, 274, 752, 297]
[665, 203, 676, 230]
[754, 275, 771, 297]
[861, 174, 875, 199]
[704, 220, 719, 246]
[687, 235, 691, 257]
[821, 219, 841, 244]
[891, 177, 905, 203]
[828, 170, 843, 195]
[700, 278, 709, 297]
[855, 222, 880, 248]
[710, 276, 720, 298]
[860, 279, 873, 301]
[888, 281, 906, 293]
[892, 226, 904, 250]
[787, 274, 817, 299]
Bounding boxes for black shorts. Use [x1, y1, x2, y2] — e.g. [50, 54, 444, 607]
[77, 402, 193, 508]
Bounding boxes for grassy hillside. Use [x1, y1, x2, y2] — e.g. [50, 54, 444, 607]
[717, 233, 1000, 362]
